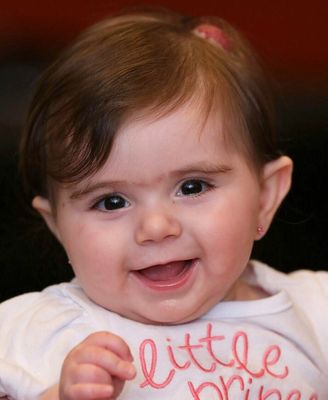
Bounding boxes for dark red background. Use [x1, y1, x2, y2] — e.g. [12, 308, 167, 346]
[0, 0, 327, 85]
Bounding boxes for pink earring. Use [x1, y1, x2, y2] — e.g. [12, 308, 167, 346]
[257, 225, 264, 236]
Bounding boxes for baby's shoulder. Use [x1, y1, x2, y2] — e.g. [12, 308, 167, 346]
[288, 268, 328, 291]
[253, 261, 328, 332]
[0, 281, 96, 354]
[252, 260, 328, 297]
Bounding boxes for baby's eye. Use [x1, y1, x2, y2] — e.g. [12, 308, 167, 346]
[94, 194, 130, 211]
[177, 179, 213, 196]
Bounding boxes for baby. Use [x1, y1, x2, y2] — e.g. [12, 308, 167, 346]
[0, 7, 327, 400]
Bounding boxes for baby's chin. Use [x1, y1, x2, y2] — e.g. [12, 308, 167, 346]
[112, 299, 216, 326]
[124, 311, 202, 326]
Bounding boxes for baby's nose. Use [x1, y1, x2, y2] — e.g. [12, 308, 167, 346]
[135, 208, 182, 245]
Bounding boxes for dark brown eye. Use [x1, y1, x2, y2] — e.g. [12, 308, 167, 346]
[96, 195, 129, 211]
[179, 179, 210, 196]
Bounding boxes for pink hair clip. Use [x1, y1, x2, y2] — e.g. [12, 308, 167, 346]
[193, 23, 230, 51]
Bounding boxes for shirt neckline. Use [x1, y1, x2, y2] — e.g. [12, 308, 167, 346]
[201, 290, 292, 319]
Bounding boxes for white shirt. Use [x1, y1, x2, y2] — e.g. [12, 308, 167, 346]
[0, 261, 327, 399]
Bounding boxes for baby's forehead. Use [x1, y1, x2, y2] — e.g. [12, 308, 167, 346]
[89, 107, 254, 178]
[115, 99, 250, 158]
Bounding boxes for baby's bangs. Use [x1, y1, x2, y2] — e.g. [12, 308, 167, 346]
[44, 108, 118, 186]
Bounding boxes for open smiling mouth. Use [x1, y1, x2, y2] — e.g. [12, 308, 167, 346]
[132, 259, 197, 291]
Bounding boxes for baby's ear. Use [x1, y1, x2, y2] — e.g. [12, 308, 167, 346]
[257, 156, 293, 238]
[32, 196, 61, 241]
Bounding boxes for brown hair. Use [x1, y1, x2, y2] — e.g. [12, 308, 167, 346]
[20, 7, 280, 202]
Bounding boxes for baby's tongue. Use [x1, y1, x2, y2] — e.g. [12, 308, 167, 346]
[139, 261, 186, 281]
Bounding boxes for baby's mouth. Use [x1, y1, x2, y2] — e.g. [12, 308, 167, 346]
[133, 259, 196, 290]
[139, 260, 192, 281]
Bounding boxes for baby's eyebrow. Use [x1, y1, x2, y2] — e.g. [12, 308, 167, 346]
[172, 162, 232, 176]
[69, 181, 125, 200]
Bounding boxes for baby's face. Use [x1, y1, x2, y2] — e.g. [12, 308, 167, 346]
[48, 103, 265, 324]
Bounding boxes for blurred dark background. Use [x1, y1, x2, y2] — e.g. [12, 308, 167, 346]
[0, 0, 327, 302]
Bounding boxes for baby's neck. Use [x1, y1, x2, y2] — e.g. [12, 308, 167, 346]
[222, 262, 270, 301]
[237, 280, 269, 300]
